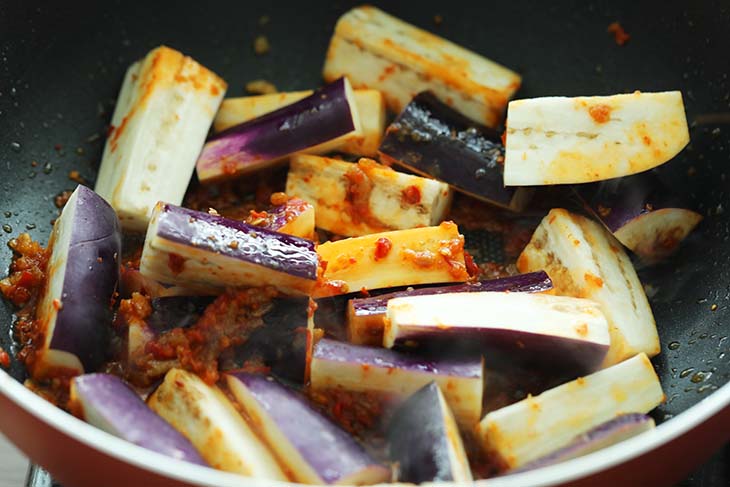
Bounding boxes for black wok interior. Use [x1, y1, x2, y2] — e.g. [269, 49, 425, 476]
[0, 0, 728, 484]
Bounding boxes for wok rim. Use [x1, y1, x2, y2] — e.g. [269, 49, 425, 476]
[1, 367, 728, 487]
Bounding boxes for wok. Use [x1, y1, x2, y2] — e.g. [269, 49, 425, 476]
[0, 1, 728, 486]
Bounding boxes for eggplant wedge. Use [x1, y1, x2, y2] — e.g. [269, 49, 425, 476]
[503, 91, 689, 185]
[139, 203, 318, 296]
[227, 373, 390, 484]
[477, 353, 663, 470]
[32, 185, 121, 378]
[95, 46, 226, 231]
[323, 6, 520, 127]
[379, 91, 531, 211]
[70, 374, 206, 465]
[147, 368, 287, 479]
[309, 338, 483, 426]
[388, 382, 472, 483]
[517, 208, 659, 366]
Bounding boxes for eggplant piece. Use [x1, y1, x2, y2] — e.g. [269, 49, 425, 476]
[314, 221, 469, 298]
[517, 208, 659, 367]
[578, 172, 703, 261]
[70, 374, 205, 465]
[511, 413, 656, 473]
[196, 77, 362, 183]
[309, 338, 483, 426]
[388, 382, 472, 483]
[139, 203, 318, 296]
[348, 272, 553, 346]
[385, 291, 610, 373]
[234, 296, 313, 383]
[286, 154, 452, 237]
[323, 6, 521, 127]
[378, 92, 531, 211]
[213, 89, 386, 157]
[477, 353, 663, 470]
[32, 185, 121, 378]
[147, 368, 287, 479]
[94, 46, 226, 231]
[227, 373, 390, 485]
[503, 91, 690, 186]
[119, 267, 203, 299]
[248, 197, 315, 240]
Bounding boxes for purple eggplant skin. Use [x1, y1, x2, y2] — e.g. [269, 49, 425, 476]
[44, 185, 122, 373]
[578, 172, 703, 260]
[348, 272, 553, 345]
[378, 91, 529, 211]
[70, 374, 206, 466]
[313, 337, 482, 379]
[510, 413, 655, 474]
[147, 296, 214, 332]
[196, 77, 357, 182]
[156, 203, 318, 282]
[227, 373, 390, 484]
[234, 297, 311, 383]
[388, 382, 470, 483]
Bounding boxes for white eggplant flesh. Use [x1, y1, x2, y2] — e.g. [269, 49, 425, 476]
[323, 6, 521, 127]
[214, 90, 386, 157]
[503, 91, 689, 185]
[385, 291, 610, 373]
[477, 353, 664, 470]
[286, 155, 452, 237]
[313, 222, 469, 298]
[147, 368, 287, 479]
[518, 209, 659, 367]
[94, 46, 226, 231]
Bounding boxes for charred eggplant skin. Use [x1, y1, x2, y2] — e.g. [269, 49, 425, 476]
[379, 91, 526, 210]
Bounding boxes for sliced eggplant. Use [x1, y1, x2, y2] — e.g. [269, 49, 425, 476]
[286, 154, 452, 237]
[213, 89, 386, 157]
[32, 185, 121, 378]
[323, 6, 521, 127]
[139, 203, 318, 296]
[314, 221, 469, 298]
[378, 91, 531, 211]
[147, 368, 287, 479]
[385, 291, 610, 374]
[196, 77, 362, 183]
[503, 91, 690, 185]
[94, 46, 227, 231]
[511, 413, 656, 473]
[578, 172, 703, 261]
[309, 338, 483, 426]
[477, 353, 664, 470]
[388, 382, 472, 483]
[70, 374, 205, 465]
[348, 272, 553, 346]
[227, 373, 390, 485]
[517, 208, 659, 366]
[247, 197, 315, 240]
